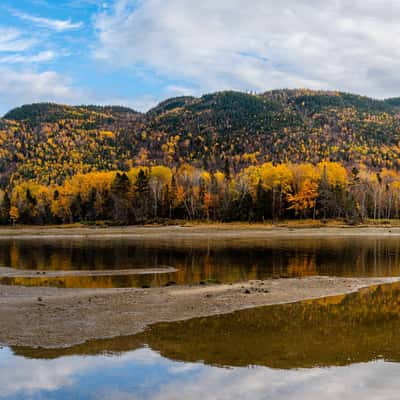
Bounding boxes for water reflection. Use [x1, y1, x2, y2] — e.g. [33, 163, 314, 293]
[0, 274, 176, 289]
[144, 282, 400, 369]
[1, 237, 400, 287]
[12, 282, 400, 368]
[4, 346, 400, 400]
[4, 282, 400, 399]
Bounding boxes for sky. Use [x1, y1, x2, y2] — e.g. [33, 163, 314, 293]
[1, 0, 400, 115]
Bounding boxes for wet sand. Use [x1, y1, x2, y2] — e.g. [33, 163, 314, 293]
[1, 225, 399, 349]
[0, 276, 397, 348]
[0, 224, 400, 240]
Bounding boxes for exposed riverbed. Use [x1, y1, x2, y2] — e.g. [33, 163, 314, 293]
[1, 225, 400, 348]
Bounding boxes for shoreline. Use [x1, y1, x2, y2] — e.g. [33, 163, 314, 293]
[0, 276, 398, 349]
[0, 224, 399, 240]
[1, 226, 399, 350]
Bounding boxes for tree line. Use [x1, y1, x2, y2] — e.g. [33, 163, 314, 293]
[2, 162, 400, 225]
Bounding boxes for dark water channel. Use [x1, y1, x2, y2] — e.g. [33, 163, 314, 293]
[1, 236, 400, 287]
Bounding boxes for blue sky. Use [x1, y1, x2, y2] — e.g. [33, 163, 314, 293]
[1, 0, 400, 115]
[0, 0, 165, 114]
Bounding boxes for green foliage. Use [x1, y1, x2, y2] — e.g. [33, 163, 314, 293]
[384, 97, 400, 108]
[148, 96, 196, 115]
[4, 103, 139, 123]
[3, 89, 400, 192]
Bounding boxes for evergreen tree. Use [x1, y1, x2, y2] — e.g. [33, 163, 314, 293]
[254, 180, 269, 221]
[224, 158, 231, 181]
[85, 188, 98, 221]
[111, 173, 130, 198]
[0, 192, 10, 225]
[344, 167, 362, 224]
[71, 193, 83, 222]
[111, 172, 131, 224]
[317, 165, 331, 220]
[133, 169, 150, 223]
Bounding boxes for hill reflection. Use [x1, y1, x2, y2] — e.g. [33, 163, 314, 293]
[13, 282, 400, 369]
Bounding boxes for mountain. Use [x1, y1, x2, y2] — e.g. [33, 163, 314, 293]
[3, 103, 140, 125]
[2, 89, 400, 187]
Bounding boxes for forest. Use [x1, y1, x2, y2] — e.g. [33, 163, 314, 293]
[2, 89, 400, 225]
[2, 161, 400, 225]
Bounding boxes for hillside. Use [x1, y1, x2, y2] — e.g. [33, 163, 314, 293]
[2, 89, 400, 186]
[3, 103, 140, 125]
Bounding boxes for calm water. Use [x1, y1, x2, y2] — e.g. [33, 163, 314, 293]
[3, 282, 400, 400]
[1, 236, 400, 287]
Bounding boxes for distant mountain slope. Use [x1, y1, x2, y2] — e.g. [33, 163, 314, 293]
[4, 103, 140, 124]
[2, 89, 400, 187]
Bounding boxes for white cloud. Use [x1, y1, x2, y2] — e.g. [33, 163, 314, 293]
[0, 67, 83, 114]
[164, 85, 195, 97]
[10, 9, 83, 32]
[2, 346, 400, 400]
[98, 357, 400, 400]
[0, 67, 155, 114]
[0, 347, 171, 398]
[97, 94, 158, 112]
[0, 50, 56, 64]
[66, 0, 110, 9]
[93, 0, 400, 98]
[0, 28, 36, 52]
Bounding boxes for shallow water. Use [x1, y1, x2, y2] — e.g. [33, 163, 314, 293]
[1, 236, 400, 287]
[3, 282, 400, 400]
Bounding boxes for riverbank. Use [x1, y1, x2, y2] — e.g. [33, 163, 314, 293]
[1, 225, 400, 349]
[0, 276, 398, 348]
[1, 223, 400, 239]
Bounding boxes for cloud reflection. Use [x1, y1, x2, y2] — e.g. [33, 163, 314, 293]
[1, 346, 400, 400]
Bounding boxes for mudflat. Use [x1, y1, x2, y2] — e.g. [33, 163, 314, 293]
[0, 276, 397, 348]
[0, 224, 399, 238]
[0, 225, 399, 349]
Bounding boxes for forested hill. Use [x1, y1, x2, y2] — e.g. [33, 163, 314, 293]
[3, 103, 140, 124]
[2, 89, 400, 186]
